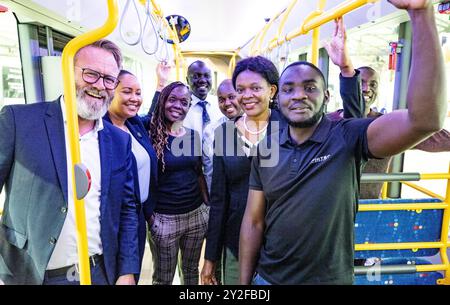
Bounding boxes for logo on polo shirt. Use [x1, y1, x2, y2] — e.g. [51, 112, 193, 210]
[310, 154, 331, 164]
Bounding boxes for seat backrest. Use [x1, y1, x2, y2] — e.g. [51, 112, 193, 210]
[355, 198, 443, 259]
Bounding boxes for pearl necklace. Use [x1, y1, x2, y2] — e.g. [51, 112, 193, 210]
[243, 111, 270, 135]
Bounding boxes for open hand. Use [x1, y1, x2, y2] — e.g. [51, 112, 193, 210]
[324, 17, 354, 77]
[156, 61, 172, 91]
[387, 0, 431, 10]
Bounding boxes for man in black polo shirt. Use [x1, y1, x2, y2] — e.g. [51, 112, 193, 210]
[239, 0, 447, 285]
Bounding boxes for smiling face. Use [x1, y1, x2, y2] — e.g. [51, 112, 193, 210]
[164, 85, 191, 124]
[110, 73, 142, 120]
[217, 80, 242, 119]
[360, 67, 379, 109]
[235, 70, 276, 118]
[186, 61, 212, 100]
[74, 46, 119, 120]
[278, 64, 329, 128]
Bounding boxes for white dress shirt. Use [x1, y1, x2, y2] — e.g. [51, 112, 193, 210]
[183, 94, 224, 137]
[202, 116, 228, 192]
[183, 94, 224, 187]
[47, 96, 103, 270]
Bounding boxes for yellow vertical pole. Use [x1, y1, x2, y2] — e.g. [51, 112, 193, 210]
[381, 182, 388, 199]
[311, 0, 327, 65]
[439, 162, 450, 284]
[61, 0, 119, 285]
[228, 52, 237, 78]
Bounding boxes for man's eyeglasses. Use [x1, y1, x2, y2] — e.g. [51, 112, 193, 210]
[76, 67, 119, 90]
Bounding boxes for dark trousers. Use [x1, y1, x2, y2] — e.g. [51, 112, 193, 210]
[43, 258, 109, 285]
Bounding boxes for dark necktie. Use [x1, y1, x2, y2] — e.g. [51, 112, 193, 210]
[197, 101, 211, 126]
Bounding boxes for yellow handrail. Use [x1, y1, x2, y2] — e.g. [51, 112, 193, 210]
[61, 0, 119, 285]
[359, 203, 447, 212]
[261, 0, 379, 55]
[421, 173, 450, 180]
[402, 181, 445, 201]
[276, 0, 299, 46]
[356, 241, 445, 251]
[256, 11, 284, 56]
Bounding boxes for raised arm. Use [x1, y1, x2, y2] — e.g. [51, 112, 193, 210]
[147, 61, 171, 115]
[413, 129, 450, 152]
[367, 1, 447, 158]
[239, 189, 266, 285]
[325, 18, 365, 119]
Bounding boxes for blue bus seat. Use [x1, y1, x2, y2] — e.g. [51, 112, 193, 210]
[354, 198, 445, 285]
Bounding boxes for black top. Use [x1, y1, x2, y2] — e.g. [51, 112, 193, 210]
[154, 128, 203, 214]
[205, 110, 285, 261]
[249, 116, 375, 284]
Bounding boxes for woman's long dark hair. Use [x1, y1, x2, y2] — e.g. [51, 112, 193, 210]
[150, 81, 189, 172]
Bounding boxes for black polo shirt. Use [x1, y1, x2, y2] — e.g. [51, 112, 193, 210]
[249, 115, 374, 284]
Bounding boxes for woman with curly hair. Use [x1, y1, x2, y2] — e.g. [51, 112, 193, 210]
[148, 81, 209, 285]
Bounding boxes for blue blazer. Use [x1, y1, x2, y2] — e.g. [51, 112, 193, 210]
[103, 113, 158, 272]
[0, 99, 140, 284]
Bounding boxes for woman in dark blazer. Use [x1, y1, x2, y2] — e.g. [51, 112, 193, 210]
[104, 70, 158, 281]
[202, 56, 283, 285]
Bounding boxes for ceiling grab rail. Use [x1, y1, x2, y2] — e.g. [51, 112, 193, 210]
[61, 0, 119, 285]
[140, 0, 160, 55]
[139, 0, 183, 78]
[119, 0, 142, 46]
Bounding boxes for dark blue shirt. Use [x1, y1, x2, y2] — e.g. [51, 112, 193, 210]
[249, 116, 374, 284]
[154, 128, 203, 214]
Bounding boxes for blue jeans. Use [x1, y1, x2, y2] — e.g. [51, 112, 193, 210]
[43, 260, 109, 285]
[252, 273, 272, 285]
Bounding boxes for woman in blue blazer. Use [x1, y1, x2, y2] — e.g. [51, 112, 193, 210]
[104, 70, 158, 280]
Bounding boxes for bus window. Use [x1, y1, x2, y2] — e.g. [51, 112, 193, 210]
[0, 11, 25, 212]
[0, 11, 25, 110]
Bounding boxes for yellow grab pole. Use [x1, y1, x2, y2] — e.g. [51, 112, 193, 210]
[358, 203, 447, 212]
[276, 0, 299, 46]
[311, 0, 327, 65]
[61, 0, 119, 285]
[402, 181, 445, 201]
[439, 163, 450, 284]
[255, 9, 286, 55]
[381, 182, 388, 199]
[420, 173, 450, 180]
[228, 51, 237, 78]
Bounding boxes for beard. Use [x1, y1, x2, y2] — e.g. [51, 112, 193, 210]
[284, 102, 326, 128]
[76, 87, 112, 120]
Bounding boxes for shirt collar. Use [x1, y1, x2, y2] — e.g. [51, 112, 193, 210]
[280, 115, 332, 146]
[191, 93, 210, 106]
[60, 95, 104, 133]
